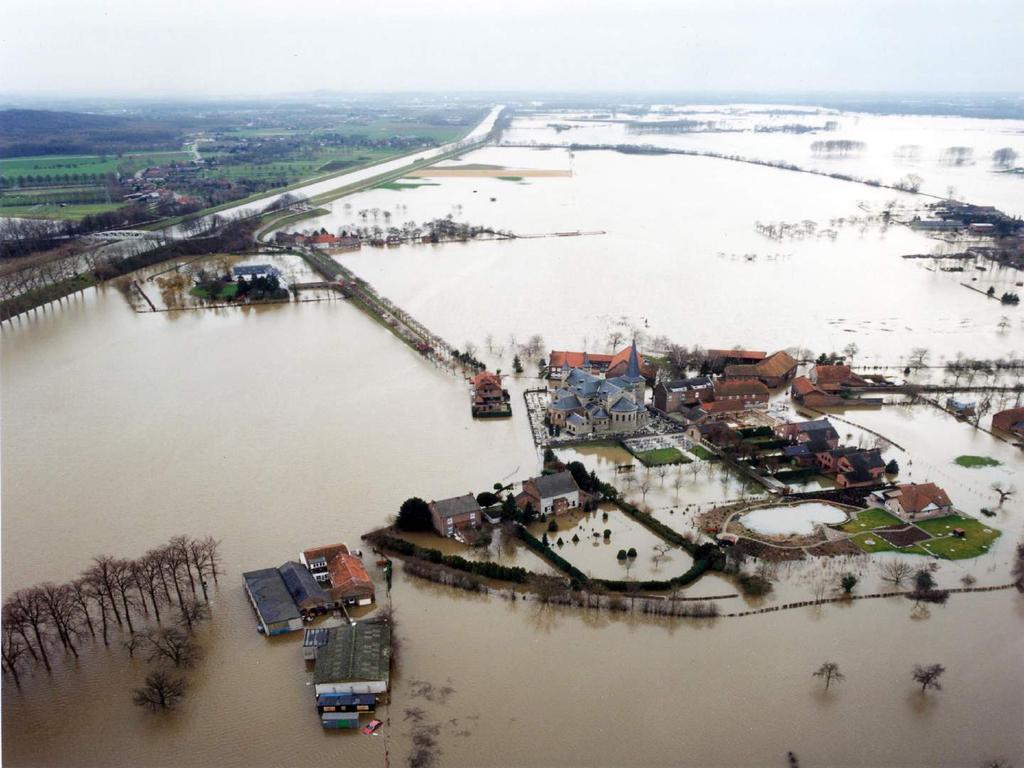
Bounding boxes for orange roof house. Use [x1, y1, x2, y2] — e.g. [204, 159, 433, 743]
[870, 483, 954, 521]
[724, 350, 798, 387]
[301, 543, 375, 606]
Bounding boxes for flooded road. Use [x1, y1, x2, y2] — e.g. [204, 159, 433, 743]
[3, 106, 1024, 767]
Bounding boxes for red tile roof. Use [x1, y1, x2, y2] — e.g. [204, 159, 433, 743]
[328, 553, 373, 596]
[892, 483, 952, 514]
[549, 350, 613, 368]
[708, 349, 766, 361]
[714, 379, 769, 397]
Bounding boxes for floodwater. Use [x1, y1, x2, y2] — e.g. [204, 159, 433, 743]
[740, 502, 848, 536]
[4, 106, 1024, 768]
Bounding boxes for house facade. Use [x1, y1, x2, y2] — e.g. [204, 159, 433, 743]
[790, 376, 845, 407]
[653, 376, 714, 413]
[711, 378, 770, 410]
[516, 470, 582, 516]
[809, 364, 870, 392]
[470, 371, 511, 417]
[429, 493, 482, 537]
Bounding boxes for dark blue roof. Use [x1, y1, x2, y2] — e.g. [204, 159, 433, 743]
[233, 264, 280, 277]
[278, 561, 327, 608]
[243, 568, 301, 626]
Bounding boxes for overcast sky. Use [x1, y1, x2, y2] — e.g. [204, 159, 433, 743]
[2, 0, 1022, 97]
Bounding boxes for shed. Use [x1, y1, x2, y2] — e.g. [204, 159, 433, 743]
[313, 621, 392, 696]
[278, 561, 328, 613]
[321, 712, 360, 729]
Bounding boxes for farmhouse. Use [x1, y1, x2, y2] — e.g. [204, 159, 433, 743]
[429, 493, 482, 537]
[710, 378, 769, 410]
[300, 543, 375, 606]
[870, 482, 954, 521]
[790, 376, 845, 407]
[992, 407, 1024, 437]
[724, 350, 798, 387]
[470, 370, 511, 417]
[774, 419, 840, 448]
[516, 470, 582, 516]
[707, 349, 766, 373]
[809, 364, 870, 392]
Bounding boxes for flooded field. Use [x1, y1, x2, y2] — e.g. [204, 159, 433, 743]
[3, 106, 1024, 767]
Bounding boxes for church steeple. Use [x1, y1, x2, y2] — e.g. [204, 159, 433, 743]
[626, 339, 641, 379]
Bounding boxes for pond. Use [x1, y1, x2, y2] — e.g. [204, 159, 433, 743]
[740, 502, 848, 535]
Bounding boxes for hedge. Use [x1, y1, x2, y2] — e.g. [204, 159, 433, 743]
[370, 533, 529, 583]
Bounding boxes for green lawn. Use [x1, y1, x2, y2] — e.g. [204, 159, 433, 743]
[0, 203, 125, 220]
[953, 455, 1001, 468]
[839, 507, 904, 533]
[0, 151, 190, 181]
[190, 283, 239, 300]
[848, 532, 930, 556]
[688, 445, 717, 461]
[497, 175, 525, 182]
[915, 515, 1001, 560]
[633, 447, 691, 466]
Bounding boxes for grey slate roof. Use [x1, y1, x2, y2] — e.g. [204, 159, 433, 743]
[430, 493, 481, 520]
[665, 376, 713, 391]
[243, 568, 301, 626]
[610, 397, 640, 413]
[551, 393, 583, 410]
[233, 264, 280, 277]
[278, 561, 327, 608]
[533, 470, 580, 499]
[313, 621, 392, 685]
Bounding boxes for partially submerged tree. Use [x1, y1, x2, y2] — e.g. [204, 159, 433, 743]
[133, 670, 187, 712]
[813, 662, 845, 690]
[911, 663, 945, 693]
[144, 627, 201, 669]
[840, 574, 858, 595]
[880, 560, 912, 587]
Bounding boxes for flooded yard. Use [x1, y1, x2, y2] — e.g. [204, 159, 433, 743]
[740, 502, 849, 535]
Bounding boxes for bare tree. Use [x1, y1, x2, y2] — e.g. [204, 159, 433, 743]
[907, 348, 930, 370]
[67, 578, 96, 639]
[176, 597, 210, 633]
[82, 571, 113, 646]
[88, 556, 124, 627]
[187, 537, 213, 600]
[813, 662, 845, 690]
[136, 554, 165, 622]
[201, 536, 222, 586]
[37, 582, 82, 658]
[991, 483, 1016, 506]
[1011, 541, 1024, 593]
[133, 670, 187, 712]
[1, 619, 32, 687]
[638, 472, 652, 509]
[911, 663, 945, 693]
[651, 543, 672, 568]
[7, 588, 52, 672]
[144, 627, 202, 668]
[881, 560, 913, 587]
[111, 559, 140, 634]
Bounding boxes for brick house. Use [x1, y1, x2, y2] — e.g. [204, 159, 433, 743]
[429, 494, 482, 537]
[706, 349, 766, 373]
[809, 364, 870, 393]
[724, 350, 798, 387]
[653, 376, 714, 413]
[301, 543, 375, 606]
[711, 378, 770, 409]
[790, 376, 845, 407]
[470, 371, 511, 417]
[992, 407, 1024, 437]
[516, 470, 582, 516]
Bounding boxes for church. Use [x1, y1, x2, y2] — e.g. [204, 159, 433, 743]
[546, 341, 649, 436]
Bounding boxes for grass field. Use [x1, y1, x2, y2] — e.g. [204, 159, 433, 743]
[953, 455, 1001, 468]
[0, 151, 191, 181]
[190, 283, 239, 300]
[633, 447, 691, 466]
[688, 445, 717, 460]
[915, 515, 1001, 559]
[848, 532, 930, 556]
[376, 180, 441, 191]
[0, 203, 125, 220]
[839, 507, 904, 533]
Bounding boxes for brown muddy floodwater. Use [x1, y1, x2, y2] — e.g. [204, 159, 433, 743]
[3, 122, 1024, 767]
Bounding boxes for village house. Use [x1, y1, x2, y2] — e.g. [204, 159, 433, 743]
[774, 418, 840, 448]
[429, 493, 482, 538]
[548, 343, 654, 382]
[992, 406, 1024, 437]
[870, 482, 954, 521]
[653, 376, 714, 413]
[706, 348, 766, 373]
[548, 342, 648, 436]
[790, 376, 845, 407]
[708, 378, 770, 411]
[516, 470, 582, 516]
[300, 543, 375, 606]
[724, 350, 798, 388]
[816, 447, 886, 487]
[233, 264, 282, 282]
[809, 364, 871, 393]
[470, 370, 511, 417]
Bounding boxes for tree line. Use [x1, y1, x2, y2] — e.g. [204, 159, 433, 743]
[1, 534, 221, 691]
